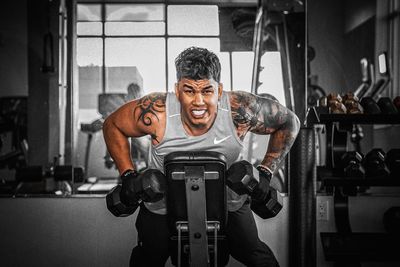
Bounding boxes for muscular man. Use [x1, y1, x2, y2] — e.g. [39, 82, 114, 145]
[103, 47, 300, 266]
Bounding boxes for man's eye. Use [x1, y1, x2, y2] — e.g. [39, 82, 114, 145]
[203, 90, 214, 95]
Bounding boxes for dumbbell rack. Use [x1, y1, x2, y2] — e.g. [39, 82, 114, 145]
[307, 107, 400, 264]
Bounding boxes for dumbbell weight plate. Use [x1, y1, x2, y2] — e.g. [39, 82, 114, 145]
[385, 149, 400, 177]
[363, 148, 390, 177]
[139, 169, 167, 202]
[251, 188, 283, 219]
[106, 185, 138, 217]
[360, 97, 381, 114]
[377, 97, 398, 114]
[340, 151, 365, 177]
[226, 161, 259, 195]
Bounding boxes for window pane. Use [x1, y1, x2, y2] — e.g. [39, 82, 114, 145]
[167, 38, 220, 90]
[105, 38, 166, 94]
[77, 38, 103, 109]
[77, 38, 103, 67]
[106, 4, 165, 21]
[77, 22, 102, 36]
[258, 52, 286, 105]
[105, 22, 165, 35]
[219, 52, 231, 91]
[168, 5, 219, 36]
[232, 52, 254, 92]
[77, 4, 101, 21]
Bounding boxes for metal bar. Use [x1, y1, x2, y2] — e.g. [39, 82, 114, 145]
[283, 15, 295, 112]
[176, 221, 219, 232]
[172, 171, 219, 180]
[214, 222, 218, 267]
[250, 5, 263, 95]
[184, 166, 209, 267]
[165, 3, 169, 91]
[76, 34, 219, 38]
[101, 3, 106, 93]
[177, 223, 182, 267]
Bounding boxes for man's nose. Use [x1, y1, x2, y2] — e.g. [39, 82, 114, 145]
[193, 93, 205, 105]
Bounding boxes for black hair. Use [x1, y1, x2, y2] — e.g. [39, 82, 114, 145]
[175, 47, 221, 83]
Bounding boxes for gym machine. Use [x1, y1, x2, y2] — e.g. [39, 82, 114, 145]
[107, 150, 283, 266]
[164, 151, 229, 267]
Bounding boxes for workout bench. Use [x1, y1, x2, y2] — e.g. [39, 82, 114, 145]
[164, 151, 229, 267]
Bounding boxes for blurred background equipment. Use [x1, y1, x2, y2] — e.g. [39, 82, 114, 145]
[0, 97, 28, 170]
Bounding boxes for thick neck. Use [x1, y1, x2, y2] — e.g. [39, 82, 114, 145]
[180, 110, 218, 136]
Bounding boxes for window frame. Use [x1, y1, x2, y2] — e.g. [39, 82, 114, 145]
[76, 2, 226, 93]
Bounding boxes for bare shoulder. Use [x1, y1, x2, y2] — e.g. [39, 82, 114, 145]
[228, 90, 292, 138]
[228, 90, 257, 108]
[133, 92, 167, 144]
[228, 91, 258, 139]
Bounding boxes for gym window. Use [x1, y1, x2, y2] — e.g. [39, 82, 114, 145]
[75, 1, 286, 178]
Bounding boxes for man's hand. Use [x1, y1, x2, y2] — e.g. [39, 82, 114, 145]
[226, 161, 283, 219]
[120, 169, 141, 206]
[252, 166, 272, 202]
[120, 169, 167, 207]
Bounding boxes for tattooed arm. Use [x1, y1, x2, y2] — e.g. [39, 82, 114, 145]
[229, 91, 300, 173]
[103, 93, 166, 174]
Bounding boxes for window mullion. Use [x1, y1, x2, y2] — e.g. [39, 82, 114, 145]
[102, 3, 106, 93]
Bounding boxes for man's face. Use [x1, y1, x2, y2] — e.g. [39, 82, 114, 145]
[175, 78, 222, 134]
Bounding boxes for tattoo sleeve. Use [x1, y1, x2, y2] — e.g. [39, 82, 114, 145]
[230, 91, 300, 173]
[133, 93, 166, 143]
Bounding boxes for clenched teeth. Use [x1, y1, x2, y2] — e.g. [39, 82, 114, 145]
[192, 110, 206, 116]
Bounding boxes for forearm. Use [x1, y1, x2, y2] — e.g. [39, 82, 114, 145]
[260, 115, 300, 173]
[229, 91, 301, 172]
[103, 118, 135, 174]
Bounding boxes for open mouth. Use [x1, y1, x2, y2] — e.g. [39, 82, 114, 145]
[191, 109, 207, 118]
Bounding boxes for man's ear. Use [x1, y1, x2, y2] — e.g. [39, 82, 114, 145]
[218, 83, 223, 99]
[175, 82, 179, 98]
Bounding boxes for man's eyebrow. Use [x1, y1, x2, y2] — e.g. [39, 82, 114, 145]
[182, 83, 194, 89]
[202, 85, 213, 90]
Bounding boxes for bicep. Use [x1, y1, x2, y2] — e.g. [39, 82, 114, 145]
[105, 100, 146, 138]
[250, 96, 293, 135]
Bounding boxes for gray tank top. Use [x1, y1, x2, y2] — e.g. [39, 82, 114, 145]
[145, 91, 247, 214]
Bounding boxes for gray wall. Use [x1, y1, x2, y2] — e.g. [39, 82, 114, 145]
[316, 195, 400, 267]
[0, 196, 289, 267]
[0, 0, 28, 97]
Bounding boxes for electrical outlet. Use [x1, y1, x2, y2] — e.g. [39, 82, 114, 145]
[317, 199, 328, 221]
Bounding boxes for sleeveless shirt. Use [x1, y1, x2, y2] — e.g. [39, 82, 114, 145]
[145, 91, 247, 214]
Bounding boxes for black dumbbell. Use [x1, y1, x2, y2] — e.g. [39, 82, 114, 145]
[377, 97, 398, 114]
[338, 151, 365, 196]
[360, 97, 381, 114]
[383, 207, 400, 233]
[340, 151, 365, 177]
[363, 148, 390, 177]
[106, 169, 166, 217]
[106, 185, 139, 217]
[385, 149, 400, 177]
[138, 169, 167, 202]
[226, 161, 283, 219]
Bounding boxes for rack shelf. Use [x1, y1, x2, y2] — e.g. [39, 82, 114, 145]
[321, 177, 400, 187]
[307, 107, 400, 125]
[321, 232, 400, 262]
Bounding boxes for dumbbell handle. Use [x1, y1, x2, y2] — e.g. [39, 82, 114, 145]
[242, 166, 261, 194]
